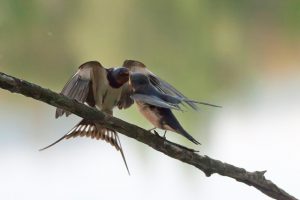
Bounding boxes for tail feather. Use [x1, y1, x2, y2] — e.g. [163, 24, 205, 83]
[162, 109, 201, 145]
[195, 102, 221, 108]
[39, 119, 130, 175]
[178, 128, 201, 145]
[185, 100, 222, 108]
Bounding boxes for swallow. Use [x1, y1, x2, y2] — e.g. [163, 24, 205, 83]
[129, 72, 201, 145]
[118, 60, 220, 110]
[40, 61, 131, 174]
[116, 60, 220, 144]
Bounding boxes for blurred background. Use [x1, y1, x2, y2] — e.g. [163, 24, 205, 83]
[0, 0, 300, 199]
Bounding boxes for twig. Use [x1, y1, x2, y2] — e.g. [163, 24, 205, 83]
[0, 71, 297, 200]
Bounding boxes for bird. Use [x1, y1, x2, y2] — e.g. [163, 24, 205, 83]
[128, 72, 201, 145]
[40, 61, 131, 174]
[118, 60, 220, 110]
[118, 60, 220, 144]
[41, 59, 218, 173]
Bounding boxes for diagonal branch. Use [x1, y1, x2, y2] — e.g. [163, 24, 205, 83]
[0, 71, 297, 200]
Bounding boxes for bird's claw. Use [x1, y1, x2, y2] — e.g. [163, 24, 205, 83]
[163, 131, 167, 139]
[153, 130, 160, 136]
[148, 128, 161, 137]
[149, 129, 167, 140]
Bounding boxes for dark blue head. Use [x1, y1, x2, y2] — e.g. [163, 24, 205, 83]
[107, 67, 129, 88]
[130, 73, 150, 90]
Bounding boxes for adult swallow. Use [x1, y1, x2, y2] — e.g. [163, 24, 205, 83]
[40, 61, 131, 174]
[118, 60, 220, 110]
[129, 73, 201, 145]
[117, 60, 220, 144]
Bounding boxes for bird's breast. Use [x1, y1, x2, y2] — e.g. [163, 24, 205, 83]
[101, 87, 122, 111]
[136, 102, 162, 128]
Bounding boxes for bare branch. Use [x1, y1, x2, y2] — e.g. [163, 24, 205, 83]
[0, 71, 297, 200]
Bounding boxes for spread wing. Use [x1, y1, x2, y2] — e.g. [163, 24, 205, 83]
[56, 61, 107, 118]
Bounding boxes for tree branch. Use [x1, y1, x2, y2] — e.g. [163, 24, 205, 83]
[0, 71, 297, 200]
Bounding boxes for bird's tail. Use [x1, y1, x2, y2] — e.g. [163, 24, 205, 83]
[163, 110, 201, 145]
[39, 119, 130, 175]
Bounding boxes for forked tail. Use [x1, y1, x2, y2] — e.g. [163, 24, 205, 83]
[40, 119, 130, 175]
[178, 127, 201, 145]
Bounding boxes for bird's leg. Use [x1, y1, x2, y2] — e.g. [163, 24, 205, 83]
[148, 127, 160, 136]
[148, 127, 156, 132]
[163, 130, 167, 139]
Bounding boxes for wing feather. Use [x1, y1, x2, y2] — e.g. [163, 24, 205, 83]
[39, 119, 130, 175]
[55, 61, 107, 118]
[131, 94, 182, 110]
[122, 60, 220, 110]
[117, 83, 134, 109]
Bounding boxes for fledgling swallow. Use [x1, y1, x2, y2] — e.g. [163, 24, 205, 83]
[129, 73, 201, 145]
[40, 61, 131, 174]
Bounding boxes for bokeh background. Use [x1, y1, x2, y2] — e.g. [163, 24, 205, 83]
[0, 1, 300, 199]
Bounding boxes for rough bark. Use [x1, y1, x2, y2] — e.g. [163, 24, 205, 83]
[0, 71, 297, 200]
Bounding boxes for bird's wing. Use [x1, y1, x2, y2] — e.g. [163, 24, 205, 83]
[55, 61, 107, 118]
[122, 60, 200, 110]
[131, 94, 182, 110]
[149, 75, 200, 110]
[117, 82, 134, 109]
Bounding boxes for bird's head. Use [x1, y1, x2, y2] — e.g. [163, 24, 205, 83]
[122, 60, 146, 69]
[111, 67, 129, 85]
[109, 67, 130, 88]
[129, 73, 150, 90]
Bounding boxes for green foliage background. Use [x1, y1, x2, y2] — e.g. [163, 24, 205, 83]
[0, 1, 300, 199]
[1, 0, 300, 143]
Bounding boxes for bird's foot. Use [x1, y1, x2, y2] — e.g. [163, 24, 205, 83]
[148, 127, 160, 136]
[163, 131, 167, 139]
[149, 129, 168, 140]
[148, 127, 156, 132]
[153, 130, 160, 136]
[153, 130, 167, 140]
